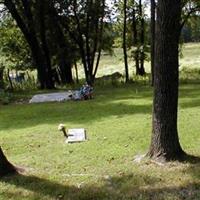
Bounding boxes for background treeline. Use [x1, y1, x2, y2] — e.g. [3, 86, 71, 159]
[0, 0, 200, 90]
[182, 16, 200, 42]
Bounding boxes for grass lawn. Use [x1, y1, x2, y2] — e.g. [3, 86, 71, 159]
[0, 83, 200, 200]
[76, 43, 200, 79]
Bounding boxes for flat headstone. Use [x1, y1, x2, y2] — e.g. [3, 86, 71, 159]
[29, 92, 73, 103]
[66, 128, 87, 143]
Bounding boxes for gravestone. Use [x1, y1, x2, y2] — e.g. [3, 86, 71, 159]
[66, 128, 87, 143]
[29, 92, 73, 103]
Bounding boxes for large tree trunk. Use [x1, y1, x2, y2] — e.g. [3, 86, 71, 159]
[150, 0, 156, 86]
[0, 147, 17, 177]
[38, 0, 55, 89]
[123, 0, 129, 83]
[5, 0, 55, 89]
[148, 0, 185, 161]
[47, 1, 74, 85]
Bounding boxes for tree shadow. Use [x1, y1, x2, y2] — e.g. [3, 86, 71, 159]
[182, 154, 200, 164]
[0, 100, 152, 132]
[180, 99, 200, 109]
[1, 170, 200, 200]
[0, 83, 200, 132]
[182, 154, 200, 184]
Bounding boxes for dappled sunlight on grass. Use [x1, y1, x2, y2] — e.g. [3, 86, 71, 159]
[1, 160, 200, 200]
[0, 83, 200, 199]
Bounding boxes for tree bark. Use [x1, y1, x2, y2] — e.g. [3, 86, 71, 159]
[74, 62, 79, 84]
[150, 0, 156, 86]
[132, 6, 140, 76]
[0, 67, 4, 89]
[92, 0, 105, 83]
[148, 0, 185, 161]
[138, 0, 145, 76]
[38, 0, 55, 89]
[123, 0, 129, 83]
[47, 1, 74, 85]
[0, 147, 17, 177]
[4, 0, 55, 89]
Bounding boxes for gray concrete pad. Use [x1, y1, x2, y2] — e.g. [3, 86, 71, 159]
[29, 92, 73, 103]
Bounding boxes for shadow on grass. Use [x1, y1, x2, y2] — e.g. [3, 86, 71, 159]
[180, 99, 200, 109]
[0, 100, 152, 132]
[0, 84, 200, 132]
[1, 170, 200, 200]
[183, 155, 200, 183]
[183, 154, 200, 164]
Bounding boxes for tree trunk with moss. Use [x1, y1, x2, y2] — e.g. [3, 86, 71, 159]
[0, 147, 17, 177]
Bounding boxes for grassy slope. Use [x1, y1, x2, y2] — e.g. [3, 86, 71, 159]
[0, 43, 200, 200]
[0, 84, 200, 200]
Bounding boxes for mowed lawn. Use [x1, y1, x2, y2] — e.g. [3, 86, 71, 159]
[0, 83, 200, 200]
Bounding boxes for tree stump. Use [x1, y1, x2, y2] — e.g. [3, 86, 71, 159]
[0, 147, 17, 177]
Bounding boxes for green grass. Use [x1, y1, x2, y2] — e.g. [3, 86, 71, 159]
[0, 83, 200, 200]
[0, 42, 200, 200]
[75, 42, 200, 79]
[180, 43, 200, 69]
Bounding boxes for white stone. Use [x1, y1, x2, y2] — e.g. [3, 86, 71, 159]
[29, 92, 73, 103]
[65, 128, 87, 143]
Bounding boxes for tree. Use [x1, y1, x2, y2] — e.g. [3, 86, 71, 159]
[0, 15, 33, 71]
[150, 0, 155, 86]
[148, 0, 185, 161]
[45, 1, 75, 84]
[123, 0, 129, 82]
[0, 65, 4, 89]
[3, 0, 55, 89]
[137, 0, 145, 76]
[0, 146, 17, 176]
[131, 1, 140, 75]
[56, 0, 108, 85]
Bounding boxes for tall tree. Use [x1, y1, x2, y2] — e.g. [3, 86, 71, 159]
[131, 2, 140, 76]
[123, 0, 129, 82]
[148, 0, 185, 161]
[3, 0, 55, 89]
[46, 1, 74, 84]
[138, 0, 145, 76]
[128, 0, 146, 76]
[150, 0, 156, 86]
[57, 0, 107, 85]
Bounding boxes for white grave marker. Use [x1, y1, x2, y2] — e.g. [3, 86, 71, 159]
[66, 128, 87, 143]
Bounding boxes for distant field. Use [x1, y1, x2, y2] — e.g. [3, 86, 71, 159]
[76, 43, 200, 79]
[180, 43, 200, 69]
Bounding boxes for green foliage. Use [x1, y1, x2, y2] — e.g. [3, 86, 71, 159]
[180, 67, 200, 83]
[0, 90, 12, 105]
[0, 15, 32, 70]
[182, 15, 200, 42]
